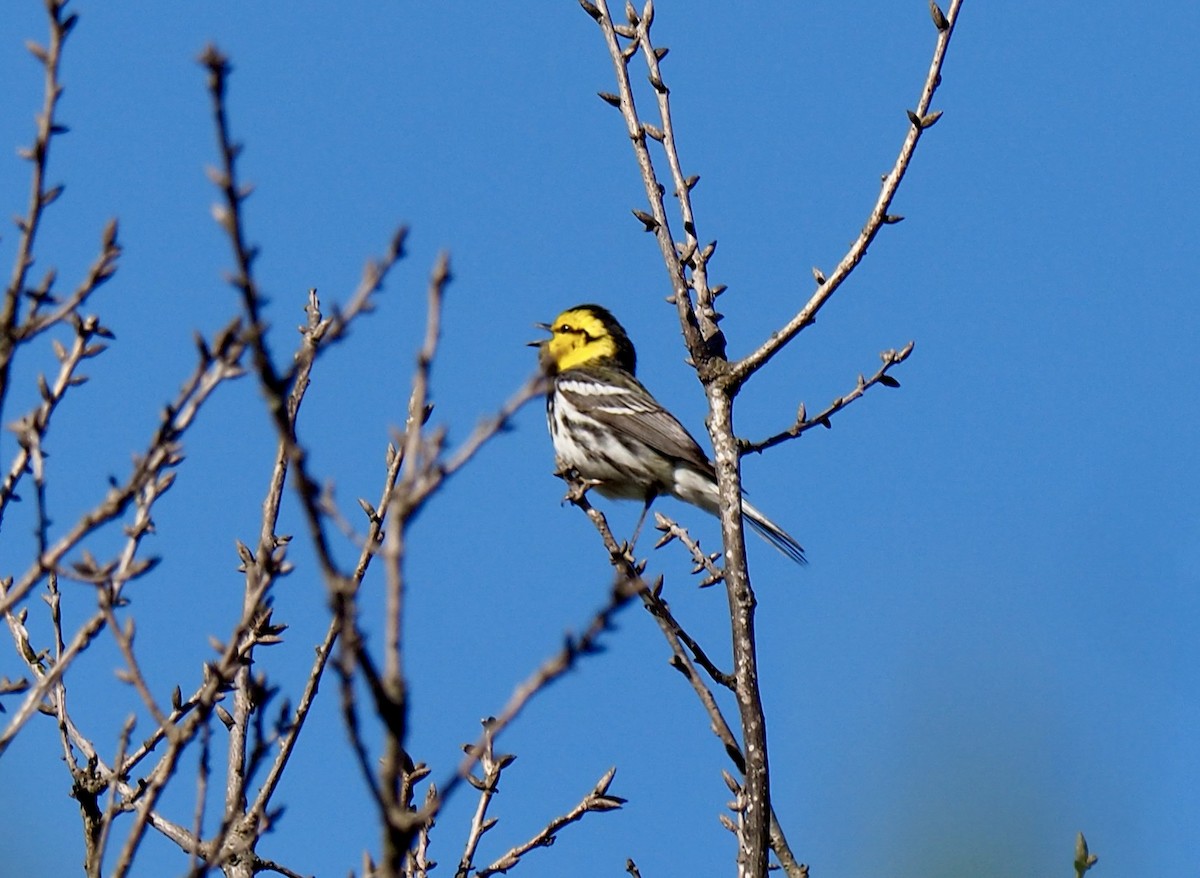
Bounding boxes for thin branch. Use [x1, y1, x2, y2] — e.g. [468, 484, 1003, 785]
[55, 710, 197, 852]
[254, 857, 312, 878]
[188, 722, 212, 877]
[213, 291, 341, 874]
[575, 497, 804, 875]
[102, 600, 169, 729]
[108, 719, 194, 878]
[739, 342, 914, 456]
[1, 0, 82, 426]
[0, 588, 106, 757]
[406, 373, 545, 514]
[247, 426, 406, 825]
[454, 723, 510, 878]
[334, 616, 389, 818]
[641, 564, 804, 878]
[0, 318, 246, 617]
[706, 384, 772, 877]
[87, 715, 137, 878]
[299, 228, 408, 371]
[476, 767, 626, 877]
[585, 0, 709, 362]
[105, 572, 297, 877]
[406, 784, 437, 878]
[198, 45, 283, 406]
[653, 512, 726, 590]
[15, 220, 121, 343]
[628, 1, 725, 347]
[731, 0, 964, 385]
[0, 313, 110, 528]
[439, 567, 640, 808]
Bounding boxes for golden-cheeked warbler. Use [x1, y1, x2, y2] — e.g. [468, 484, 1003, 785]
[534, 304, 805, 565]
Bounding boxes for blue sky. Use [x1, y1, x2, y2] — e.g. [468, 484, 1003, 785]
[1, 2, 1197, 877]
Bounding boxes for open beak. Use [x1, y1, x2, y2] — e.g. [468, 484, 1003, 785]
[526, 321, 552, 347]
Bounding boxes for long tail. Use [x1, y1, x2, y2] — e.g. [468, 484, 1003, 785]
[740, 497, 807, 565]
[672, 468, 806, 564]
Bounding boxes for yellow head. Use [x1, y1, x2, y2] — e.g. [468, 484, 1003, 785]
[537, 304, 637, 375]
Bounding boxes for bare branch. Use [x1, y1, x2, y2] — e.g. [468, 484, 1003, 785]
[2, 0, 90, 427]
[15, 220, 121, 343]
[439, 563, 640, 808]
[454, 722, 510, 878]
[1, 313, 109, 528]
[0, 318, 245, 617]
[0, 585, 106, 756]
[584, 0, 711, 362]
[575, 493, 804, 875]
[653, 512, 726, 590]
[739, 342, 915, 456]
[477, 767, 626, 877]
[732, 0, 964, 384]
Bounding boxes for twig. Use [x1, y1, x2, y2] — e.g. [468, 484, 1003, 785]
[731, 0, 964, 385]
[0, 1, 103, 424]
[0, 308, 110, 531]
[406, 783, 437, 878]
[200, 44, 340, 594]
[405, 373, 545, 514]
[584, 0, 710, 362]
[187, 722, 212, 876]
[627, 1, 724, 346]
[108, 716, 193, 878]
[86, 715, 137, 878]
[247, 429, 407, 827]
[439, 570, 640, 808]
[0, 589, 106, 757]
[454, 723, 511, 878]
[292, 228, 408, 378]
[103, 600, 169, 729]
[476, 767, 626, 876]
[0, 318, 246, 617]
[54, 709, 197, 852]
[333, 613, 388, 819]
[739, 342, 915, 455]
[653, 511, 725, 589]
[255, 857, 312, 878]
[15, 221, 121, 343]
[198, 45, 283, 406]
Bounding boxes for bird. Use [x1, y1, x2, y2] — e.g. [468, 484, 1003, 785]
[533, 303, 805, 564]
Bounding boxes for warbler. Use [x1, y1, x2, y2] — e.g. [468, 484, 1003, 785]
[534, 304, 805, 564]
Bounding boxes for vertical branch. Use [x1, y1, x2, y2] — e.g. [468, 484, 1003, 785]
[454, 723, 507, 878]
[375, 254, 449, 875]
[198, 45, 286, 413]
[1, 0, 76, 413]
[627, 0, 724, 348]
[708, 387, 770, 878]
[585, 0, 709, 362]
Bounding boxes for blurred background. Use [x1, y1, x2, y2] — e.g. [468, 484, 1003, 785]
[0, 2, 1196, 876]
